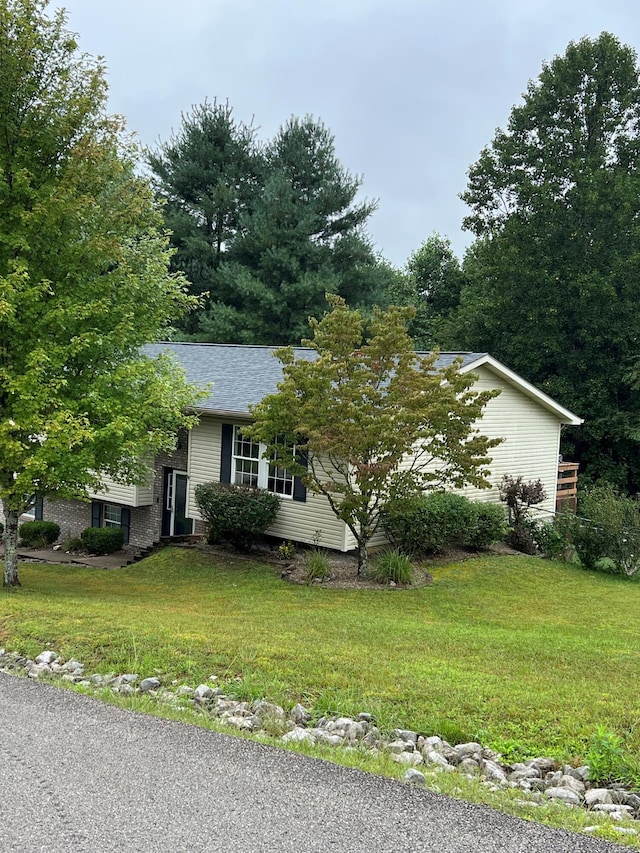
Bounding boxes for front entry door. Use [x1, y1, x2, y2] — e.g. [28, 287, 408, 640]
[162, 468, 193, 537]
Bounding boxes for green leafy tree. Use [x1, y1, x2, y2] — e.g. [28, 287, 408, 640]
[454, 32, 640, 491]
[147, 100, 263, 333]
[390, 233, 465, 349]
[0, 1, 200, 587]
[249, 296, 500, 574]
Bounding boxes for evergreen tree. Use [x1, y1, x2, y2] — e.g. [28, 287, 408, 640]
[454, 33, 640, 490]
[151, 112, 390, 344]
[147, 100, 263, 333]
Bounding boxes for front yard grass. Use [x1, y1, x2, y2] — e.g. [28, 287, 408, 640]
[2, 547, 639, 765]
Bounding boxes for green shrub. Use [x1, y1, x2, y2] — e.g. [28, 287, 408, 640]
[0, 521, 4, 538]
[583, 725, 640, 787]
[383, 492, 477, 555]
[18, 520, 60, 548]
[305, 549, 332, 583]
[195, 482, 281, 552]
[570, 486, 640, 576]
[81, 526, 125, 554]
[371, 549, 413, 585]
[529, 519, 569, 560]
[466, 503, 508, 549]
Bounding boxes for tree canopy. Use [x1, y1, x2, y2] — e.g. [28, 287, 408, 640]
[0, 0, 200, 586]
[386, 233, 465, 350]
[249, 296, 500, 574]
[452, 32, 640, 490]
[149, 108, 393, 344]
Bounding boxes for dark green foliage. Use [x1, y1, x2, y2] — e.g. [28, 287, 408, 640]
[18, 520, 60, 547]
[389, 234, 466, 350]
[147, 100, 262, 334]
[454, 33, 640, 491]
[466, 502, 508, 549]
[568, 486, 640, 576]
[371, 549, 413, 585]
[528, 520, 568, 560]
[382, 492, 502, 555]
[0, 522, 3, 538]
[81, 526, 125, 555]
[194, 481, 280, 552]
[150, 109, 391, 343]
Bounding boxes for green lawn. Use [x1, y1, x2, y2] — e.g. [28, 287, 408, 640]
[2, 548, 639, 762]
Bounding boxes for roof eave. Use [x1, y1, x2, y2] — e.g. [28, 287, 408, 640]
[460, 354, 584, 426]
[195, 407, 252, 420]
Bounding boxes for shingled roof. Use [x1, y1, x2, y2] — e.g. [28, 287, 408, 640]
[144, 342, 488, 416]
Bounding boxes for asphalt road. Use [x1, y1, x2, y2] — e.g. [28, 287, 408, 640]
[0, 674, 623, 853]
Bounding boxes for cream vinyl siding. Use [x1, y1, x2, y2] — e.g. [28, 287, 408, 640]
[87, 474, 153, 507]
[187, 415, 350, 551]
[350, 365, 563, 551]
[457, 365, 561, 515]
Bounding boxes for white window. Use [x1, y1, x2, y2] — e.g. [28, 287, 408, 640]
[232, 427, 294, 498]
[103, 504, 122, 528]
[233, 429, 261, 487]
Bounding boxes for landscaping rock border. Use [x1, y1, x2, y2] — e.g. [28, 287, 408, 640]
[1, 648, 637, 837]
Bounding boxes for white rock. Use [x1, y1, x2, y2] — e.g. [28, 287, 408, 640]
[422, 748, 450, 769]
[281, 727, 316, 745]
[404, 768, 426, 785]
[386, 739, 413, 754]
[194, 684, 215, 701]
[545, 787, 582, 806]
[558, 774, 585, 794]
[392, 751, 423, 766]
[290, 703, 312, 725]
[482, 759, 508, 784]
[584, 788, 613, 807]
[35, 651, 57, 665]
[392, 729, 418, 745]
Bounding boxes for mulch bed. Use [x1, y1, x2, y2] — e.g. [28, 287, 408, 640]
[194, 538, 518, 590]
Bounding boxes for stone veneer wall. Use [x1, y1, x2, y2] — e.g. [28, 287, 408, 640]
[42, 430, 205, 550]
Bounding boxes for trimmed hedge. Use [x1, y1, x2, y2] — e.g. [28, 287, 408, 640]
[18, 520, 60, 547]
[195, 481, 280, 552]
[382, 492, 507, 555]
[81, 526, 125, 555]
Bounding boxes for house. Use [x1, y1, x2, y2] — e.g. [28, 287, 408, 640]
[35, 343, 582, 552]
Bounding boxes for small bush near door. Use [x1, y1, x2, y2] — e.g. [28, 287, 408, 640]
[18, 520, 60, 548]
[81, 526, 125, 555]
[195, 482, 280, 552]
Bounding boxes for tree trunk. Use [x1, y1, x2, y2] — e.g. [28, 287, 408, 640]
[356, 538, 370, 577]
[3, 508, 21, 587]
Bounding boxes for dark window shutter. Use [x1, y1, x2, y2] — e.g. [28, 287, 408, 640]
[220, 423, 233, 484]
[91, 501, 102, 528]
[293, 448, 307, 503]
[34, 495, 43, 521]
[121, 507, 131, 544]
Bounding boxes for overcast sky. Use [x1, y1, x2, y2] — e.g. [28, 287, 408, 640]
[52, 0, 640, 267]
